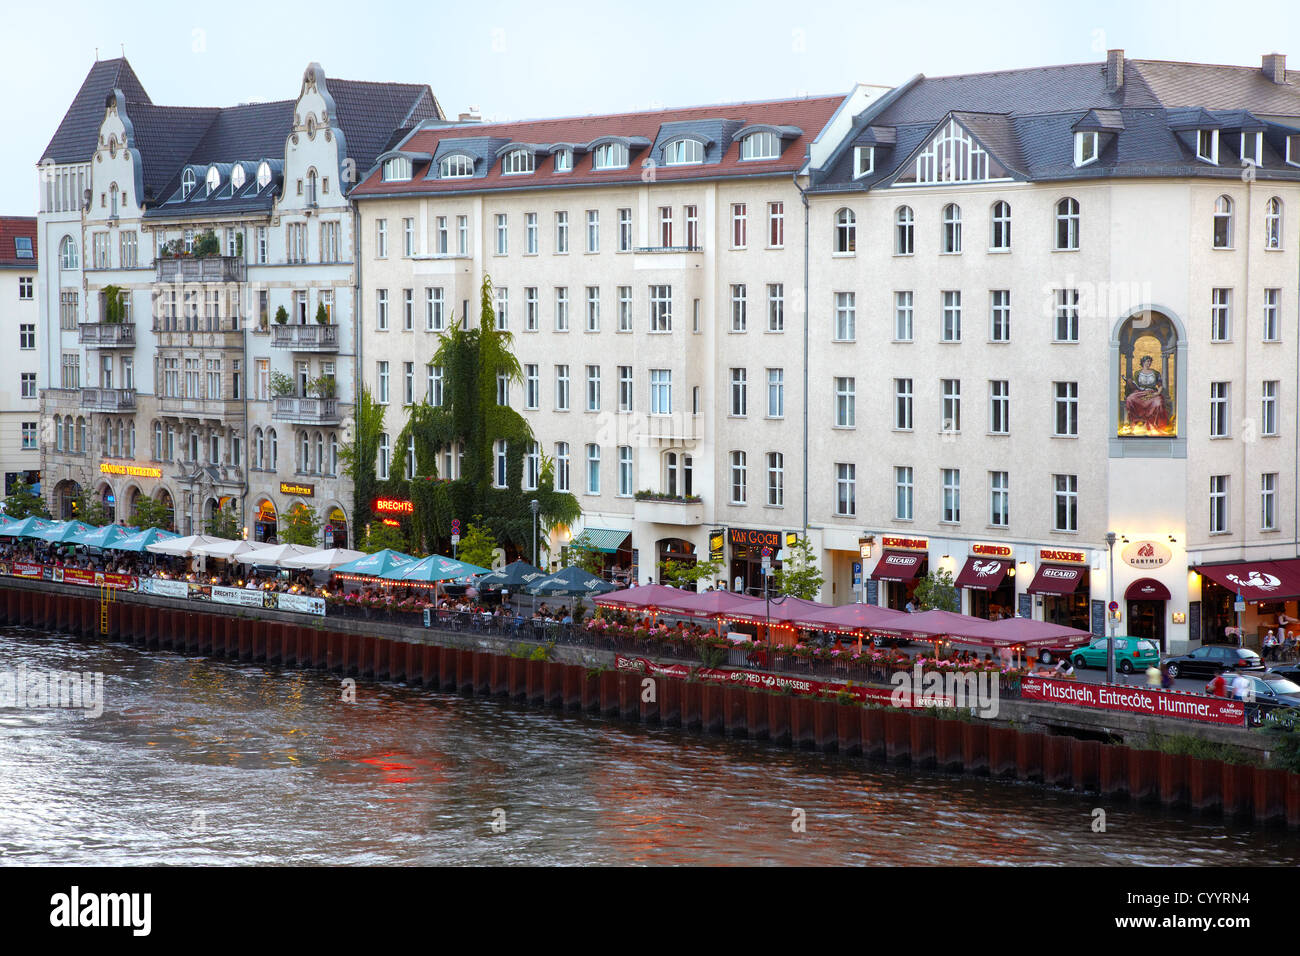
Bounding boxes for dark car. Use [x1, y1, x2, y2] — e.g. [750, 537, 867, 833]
[1163, 644, 1264, 680]
[1204, 672, 1300, 728]
[1266, 663, 1300, 682]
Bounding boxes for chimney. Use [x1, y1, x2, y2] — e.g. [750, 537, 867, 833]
[1106, 49, 1125, 93]
[457, 108, 481, 123]
[1263, 53, 1287, 84]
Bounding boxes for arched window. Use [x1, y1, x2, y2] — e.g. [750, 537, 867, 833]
[231, 164, 246, 190]
[299, 431, 309, 471]
[54, 416, 63, 452]
[438, 154, 475, 179]
[268, 428, 278, 471]
[591, 142, 628, 170]
[1265, 197, 1283, 250]
[315, 432, 324, 474]
[59, 236, 79, 271]
[153, 421, 162, 459]
[663, 139, 704, 166]
[205, 166, 220, 195]
[1117, 310, 1179, 439]
[834, 208, 856, 254]
[740, 131, 780, 161]
[894, 206, 914, 255]
[501, 149, 535, 175]
[256, 161, 272, 190]
[110, 183, 119, 216]
[76, 417, 86, 453]
[305, 167, 318, 205]
[1055, 197, 1080, 250]
[407, 435, 417, 479]
[128, 421, 135, 458]
[181, 168, 196, 198]
[942, 203, 962, 253]
[664, 451, 678, 497]
[1212, 195, 1233, 249]
[329, 432, 338, 475]
[990, 200, 1012, 250]
[253, 428, 264, 469]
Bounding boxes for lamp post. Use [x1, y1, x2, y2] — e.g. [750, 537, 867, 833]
[530, 499, 540, 568]
[1106, 531, 1117, 683]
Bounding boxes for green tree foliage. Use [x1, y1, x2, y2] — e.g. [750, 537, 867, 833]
[205, 503, 241, 539]
[660, 557, 722, 590]
[280, 503, 322, 547]
[129, 495, 174, 531]
[339, 385, 386, 532]
[913, 567, 959, 612]
[458, 520, 500, 570]
[564, 536, 605, 576]
[360, 521, 409, 554]
[3, 480, 50, 520]
[773, 537, 825, 599]
[74, 491, 111, 527]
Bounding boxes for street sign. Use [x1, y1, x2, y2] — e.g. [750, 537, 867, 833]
[1108, 600, 1118, 612]
[1234, 592, 1246, 613]
[451, 533, 460, 546]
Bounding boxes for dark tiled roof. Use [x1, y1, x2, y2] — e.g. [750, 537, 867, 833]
[0, 217, 37, 268]
[1130, 59, 1299, 111]
[41, 58, 151, 163]
[328, 80, 444, 178]
[126, 104, 222, 202]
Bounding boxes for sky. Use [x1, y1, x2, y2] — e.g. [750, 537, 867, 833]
[3, 0, 1298, 213]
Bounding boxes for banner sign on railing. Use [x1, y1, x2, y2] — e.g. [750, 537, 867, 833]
[1019, 676, 1245, 725]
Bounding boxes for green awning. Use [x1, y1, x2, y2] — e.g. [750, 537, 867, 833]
[572, 527, 631, 554]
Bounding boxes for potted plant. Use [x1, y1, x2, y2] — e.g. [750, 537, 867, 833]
[270, 371, 297, 398]
[315, 303, 329, 325]
[274, 305, 289, 326]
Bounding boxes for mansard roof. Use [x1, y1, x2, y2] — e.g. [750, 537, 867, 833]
[42, 58, 151, 164]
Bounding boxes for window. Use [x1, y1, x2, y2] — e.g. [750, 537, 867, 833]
[427, 287, 445, 331]
[1262, 473, 1278, 531]
[502, 148, 535, 175]
[990, 201, 1011, 249]
[1054, 382, 1079, 437]
[403, 362, 415, 405]
[729, 368, 748, 417]
[664, 139, 703, 166]
[942, 290, 962, 342]
[257, 227, 268, 264]
[834, 463, 857, 516]
[1263, 288, 1281, 342]
[20, 323, 36, 349]
[1211, 288, 1232, 341]
[730, 284, 747, 332]
[834, 208, 856, 254]
[740, 131, 780, 160]
[428, 364, 444, 406]
[555, 365, 570, 410]
[322, 222, 340, 263]
[1054, 289, 1079, 342]
[730, 451, 748, 503]
[521, 287, 538, 332]
[834, 292, 855, 341]
[649, 285, 672, 332]
[586, 444, 601, 494]
[989, 380, 1009, 434]
[1197, 129, 1220, 164]
[457, 216, 468, 256]
[686, 206, 699, 249]
[435, 217, 449, 255]
[376, 219, 388, 258]
[1210, 475, 1229, 533]
[376, 361, 390, 404]
[618, 208, 632, 252]
[1213, 195, 1233, 248]
[834, 377, 855, 427]
[378, 433, 390, 480]
[586, 210, 599, 253]
[439, 154, 474, 179]
[657, 206, 673, 247]
[618, 446, 633, 497]
[1055, 198, 1080, 250]
[731, 203, 747, 248]
[1074, 131, 1099, 167]
[990, 472, 1009, 527]
[1210, 382, 1230, 438]
[383, 157, 412, 181]
[768, 202, 784, 247]
[892, 466, 914, 521]
[592, 142, 628, 170]
[493, 440, 508, 488]
[767, 453, 784, 506]
[767, 284, 784, 332]
[618, 286, 632, 332]
[20, 372, 36, 398]
[894, 206, 914, 255]
[555, 287, 569, 331]
[16, 275, 31, 300]
[1262, 381, 1278, 436]
[942, 469, 961, 522]
[618, 365, 633, 412]
[404, 288, 416, 331]
[990, 290, 1011, 342]
[895, 378, 913, 430]
[60, 236, 78, 270]
[20, 422, 36, 450]
[376, 289, 388, 330]
[1053, 474, 1078, 532]
[401, 217, 414, 258]
[942, 204, 962, 253]
[585, 365, 601, 411]
[494, 213, 508, 255]
[60, 291, 78, 329]
[554, 148, 573, 173]
[555, 211, 569, 253]
[585, 287, 600, 331]
[555, 443, 570, 491]
[853, 145, 874, 178]
[496, 371, 510, 407]
[650, 369, 672, 415]
[181, 168, 196, 198]
[494, 286, 508, 330]
[767, 368, 784, 418]
[941, 379, 961, 433]
[894, 291, 914, 341]
[1266, 197, 1283, 250]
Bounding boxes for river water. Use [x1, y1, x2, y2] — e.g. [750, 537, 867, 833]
[1, 624, 1297, 866]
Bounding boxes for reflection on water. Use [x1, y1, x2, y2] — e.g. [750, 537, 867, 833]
[0, 625, 1297, 866]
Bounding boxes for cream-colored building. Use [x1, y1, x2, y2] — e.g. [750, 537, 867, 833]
[0, 217, 39, 497]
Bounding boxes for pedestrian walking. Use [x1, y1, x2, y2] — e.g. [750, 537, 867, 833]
[1145, 664, 1162, 687]
[1232, 672, 1253, 701]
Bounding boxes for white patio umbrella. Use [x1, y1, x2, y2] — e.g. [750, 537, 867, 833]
[242, 542, 319, 567]
[145, 534, 229, 557]
[191, 538, 278, 561]
[279, 547, 365, 570]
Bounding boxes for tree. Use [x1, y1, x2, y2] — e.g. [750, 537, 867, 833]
[73, 491, 111, 527]
[660, 557, 722, 590]
[564, 536, 605, 576]
[339, 385, 386, 533]
[280, 503, 321, 547]
[458, 520, 500, 570]
[912, 567, 959, 612]
[773, 537, 825, 599]
[205, 503, 240, 539]
[3, 479, 50, 520]
[129, 496, 174, 531]
[315, 302, 329, 325]
[361, 520, 408, 554]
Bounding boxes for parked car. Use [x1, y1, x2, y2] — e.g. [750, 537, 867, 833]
[1266, 663, 1300, 682]
[1163, 645, 1264, 680]
[1044, 636, 1160, 673]
[1204, 672, 1300, 728]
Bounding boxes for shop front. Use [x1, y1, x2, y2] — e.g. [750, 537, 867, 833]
[869, 536, 928, 610]
[1192, 558, 1300, 651]
[955, 543, 1015, 619]
[1027, 548, 1090, 631]
[727, 527, 786, 596]
[254, 499, 278, 543]
[325, 506, 348, 549]
[1125, 577, 1170, 649]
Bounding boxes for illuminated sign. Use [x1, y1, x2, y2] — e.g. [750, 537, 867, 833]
[972, 543, 1013, 558]
[728, 527, 781, 550]
[881, 536, 928, 551]
[1122, 540, 1172, 569]
[1040, 548, 1087, 564]
[280, 481, 315, 497]
[381, 518, 401, 527]
[709, 529, 725, 563]
[256, 502, 277, 522]
[99, 462, 162, 479]
[373, 498, 414, 515]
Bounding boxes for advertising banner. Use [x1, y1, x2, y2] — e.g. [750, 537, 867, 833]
[274, 593, 326, 616]
[211, 586, 271, 609]
[139, 578, 189, 599]
[1019, 676, 1246, 726]
[10, 562, 44, 580]
[60, 569, 137, 591]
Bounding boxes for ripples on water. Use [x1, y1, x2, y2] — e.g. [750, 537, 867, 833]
[0, 625, 1297, 866]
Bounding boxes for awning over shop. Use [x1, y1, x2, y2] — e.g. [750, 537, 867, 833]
[571, 527, 631, 554]
[1125, 577, 1171, 601]
[1193, 559, 1300, 601]
[1026, 563, 1087, 595]
[870, 550, 926, 582]
[954, 557, 1011, 591]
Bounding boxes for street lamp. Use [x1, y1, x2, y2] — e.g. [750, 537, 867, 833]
[1106, 531, 1117, 683]
[530, 499, 540, 567]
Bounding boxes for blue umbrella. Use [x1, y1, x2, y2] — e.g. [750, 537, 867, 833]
[476, 559, 548, 590]
[526, 565, 617, 597]
[111, 527, 179, 553]
[34, 520, 96, 543]
[332, 548, 416, 578]
[71, 524, 132, 549]
[394, 554, 490, 583]
[1, 516, 56, 538]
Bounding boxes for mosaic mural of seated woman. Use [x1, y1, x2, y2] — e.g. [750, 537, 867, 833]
[1124, 355, 1171, 435]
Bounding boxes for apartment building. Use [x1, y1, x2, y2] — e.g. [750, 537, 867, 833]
[0, 217, 39, 496]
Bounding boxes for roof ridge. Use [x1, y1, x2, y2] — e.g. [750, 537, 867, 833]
[919, 60, 1106, 82]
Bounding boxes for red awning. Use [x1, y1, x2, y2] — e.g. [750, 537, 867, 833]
[954, 557, 1011, 591]
[1026, 563, 1087, 595]
[1194, 560, 1300, 601]
[870, 550, 926, 582]
[1125, 577, 1171, 601]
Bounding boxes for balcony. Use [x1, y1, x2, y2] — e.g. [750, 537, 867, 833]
[153, 321, 245, 351]
[633, 245, 702, 254]
[79, 322, 136, 348]
[158, 396, 245, 419]
[80, 387, 137, 412]
[634, 493, 705, 526]
[272, 396, 341, 425]
[271, 323, 340, 352]
[155, 255, 246, 284]
[643, 413, 699, 443]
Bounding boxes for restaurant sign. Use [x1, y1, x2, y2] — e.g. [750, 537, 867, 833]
[709, 529, 725, 563]
[373, 497, 414, 515]
[1039, 548, 1087, 565]
[880, 536, 928, 552]
[971, 543, 1013, 558]
[280, 481, 315, 497]
[728, 527, 781, 549]
[1122, 540, 1172, 569]
[99, 462, 163, 479]
[1020, 676, 1244, 726]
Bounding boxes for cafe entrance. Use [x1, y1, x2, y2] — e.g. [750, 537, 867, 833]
[728, 527, 783, 596]
[1125, 577, 1169, 650]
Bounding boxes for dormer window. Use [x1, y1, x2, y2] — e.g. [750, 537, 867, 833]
[383, 157, 413, 182]
[853, 146, 874, 178]
[439, 154, 475, 179]
[1241, 131, 1263, 166]
[181, 168, 196, 198]
[1287, 134, 1300, 168]
[1074, 131, 1099, 167]
[1197, 129, 1219, 164]
[663, 139, 704, 166]
[231, 165, 246, 190]
[740, 131, 780, 161]
[256, 161, 272, 190]
[502, 149, 535, 175]
[554, 149, 573, 173]
[206, 166, 221, 196]
[592, 143, 628, 170]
